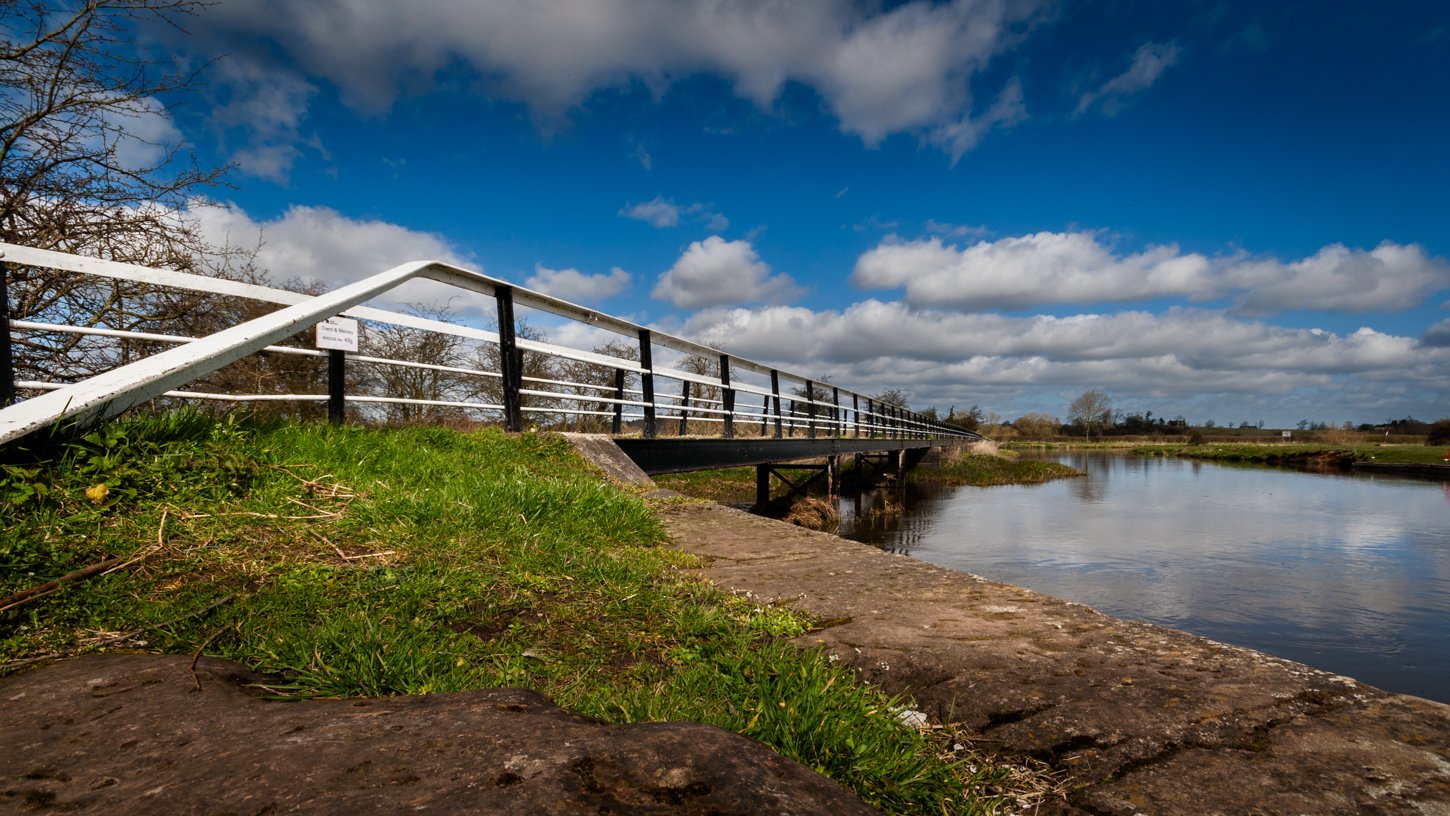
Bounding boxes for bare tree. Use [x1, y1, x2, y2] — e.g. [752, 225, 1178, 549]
[1012, 412, 1061, 439]
[672, 348, 724, 435]
[553, 339, 639, 432]
[872, 388, 909, 409]
[2, 0, 247, 391]
[1067, 389, 1113, 440]
[471, 320, 558, 427]
[359, 306, 475, 425]
[1, 0, 223, 250]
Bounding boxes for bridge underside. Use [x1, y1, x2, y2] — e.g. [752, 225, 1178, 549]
[613, 437, 961, 475]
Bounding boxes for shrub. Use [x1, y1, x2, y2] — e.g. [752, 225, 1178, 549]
[1427, 419, 1450, 446]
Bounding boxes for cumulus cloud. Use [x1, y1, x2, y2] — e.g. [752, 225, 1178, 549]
[1229, 242, 1450, 315]
[676, 300, 1450, 422]
[181, 0, 1039, 165]
[526, 264, 632, 304]
[652, 236, 802, 309]
[105, 96, 185, 171]
[1075, 41, 1182, 116]
[192, 203, 479, 313]
[852, 233, 1450, 314]
[683, 302, 1419, 374]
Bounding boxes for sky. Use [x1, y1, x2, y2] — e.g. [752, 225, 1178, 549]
[129, 0, 1450, 428]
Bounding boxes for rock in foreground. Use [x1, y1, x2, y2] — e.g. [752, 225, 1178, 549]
[0, 653, 880, 815]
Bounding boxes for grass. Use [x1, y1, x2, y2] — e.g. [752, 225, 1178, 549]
[0, 409, 1046, 815]
[655, 466, 758, 504]
[922, 453, 1083, 487]
[1132, 442, 1450, 466]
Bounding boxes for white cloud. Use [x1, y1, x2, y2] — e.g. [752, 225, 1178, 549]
[620, 196, 729, 231]
[852, 233, 1450, 314]
[526, 264, 632, 304]
[927, 77, 1028, 161]
[677, 300, 1450, 422]
[653, 236, 802, 309]
[183, 0, 1039, 164]
[106, 96, 185, 171]
[620, 197, 681, 228]
[206, 57, 319, 183]
[1075, 41, 1182, 116]
[1229, 242, 1450, 315]
[192, 203, 480, 314]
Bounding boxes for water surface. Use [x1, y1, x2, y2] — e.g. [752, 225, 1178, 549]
[839, 453, 1450, 703]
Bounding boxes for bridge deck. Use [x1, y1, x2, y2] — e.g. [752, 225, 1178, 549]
[612, 437, 964, 475]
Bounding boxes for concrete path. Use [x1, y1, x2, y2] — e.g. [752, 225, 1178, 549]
[655, 499, 1450, 815]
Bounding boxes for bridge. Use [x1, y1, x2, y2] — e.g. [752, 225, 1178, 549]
[0, 242, 981, 503]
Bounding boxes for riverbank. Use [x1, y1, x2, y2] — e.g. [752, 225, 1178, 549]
[0, 413, 1046, 814]
[1131, 440, 1449, 468]
[658, 498, 1450, 815]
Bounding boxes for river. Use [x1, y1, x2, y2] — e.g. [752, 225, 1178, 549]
[837, 452, 1450, 704]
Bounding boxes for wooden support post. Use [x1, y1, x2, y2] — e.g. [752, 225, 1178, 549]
[327, 348, 345, 425]
[494, 286, 523, 432]
[827, 455, 840, 500]
[756, 464, 771, 505]
[638, 329, 656, 439]
[720, 354, 734, 439]
[611, 368, 624, 434]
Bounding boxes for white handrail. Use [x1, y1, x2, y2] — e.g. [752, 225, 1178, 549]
[0, 242, 984, 445]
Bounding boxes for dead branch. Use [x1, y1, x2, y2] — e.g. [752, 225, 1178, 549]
[0, 557, 121, 613]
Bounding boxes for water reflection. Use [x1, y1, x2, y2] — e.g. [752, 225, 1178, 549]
[838, 453, 1450, 703]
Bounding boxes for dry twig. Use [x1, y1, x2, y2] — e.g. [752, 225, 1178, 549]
[189, 622, 235, 692]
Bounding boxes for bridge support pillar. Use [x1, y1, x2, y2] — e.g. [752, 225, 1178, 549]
[754, 461, 835, 507]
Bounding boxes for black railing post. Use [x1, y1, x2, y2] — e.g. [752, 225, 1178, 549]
[611, 368, 625, 434]
[327, 348, 346, 424]
[720, 354, 734, 439]
[805, 380, 816, 439]
[0, 261, 14, 407]
[770, 369, 782, 439]
[494, 286, 524, 432]
[832, 387, 841, 437]
[852, 394, 860, 438]
[759, 393, 770, 436]
[678, 380, 691, 436]
[638, 329, 656, 439]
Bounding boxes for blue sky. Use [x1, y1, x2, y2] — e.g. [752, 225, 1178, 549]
[138, 0, 1450, 427]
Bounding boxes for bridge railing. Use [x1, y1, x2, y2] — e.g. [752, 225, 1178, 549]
[0, 242, 983, 447]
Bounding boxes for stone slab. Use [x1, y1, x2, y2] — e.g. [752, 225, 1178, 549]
[0, 653, 881, 815]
